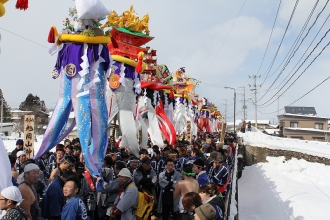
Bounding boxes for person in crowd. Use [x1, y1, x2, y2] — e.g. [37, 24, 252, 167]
[111, 168, 138, 220]
[157, 147, 170, 174]
[194, 203, 216, 220]
[205, 182, 223, 199]
[36, 152, 50, 180]
[158, 158, 182, 220]
[15, 151, 27, 174]
[0, 186, 28, 220]
[61, 176, 88, 220]
[11, 139, 24, 160]
[168, 152, 182, 172]
[189, 148, 202, 163]
[72, 145, 82, 162]
[241, 121, 246, 133]
[18, 163, 41, 220]
[139, 149, 149, 160]
[63, 139, 71, 147]
[210, 154, 230, 196]
[47, 155, 75, 185]
[223, 149, 233, 168]
[201, 144, 209, 154]
[96, 161, 126, 219]
[151, 150, 161, 174]
[179, 192, 202, 219]
[64, 145, 73, 156]
[206, 152, 219, 181]
[84, 165, 97, 220]
[41, 170, 76, 220]
[247, 121, 252, 131]
[193, 158, 208, 187]
[178, 147, 187, 167]
[134, 157, 157, 198]
[48, 145, 65, 176]
[174, 164, 199, 213]
[73, 163, 90, 203]
[198, 185, 224, 220]
[8, 155, 19, 186]
[127, 155, 139, 175]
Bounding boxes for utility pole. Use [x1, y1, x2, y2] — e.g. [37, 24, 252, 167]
[223, 99, 227, 122]
[224, 87, 236, 132]
[249, 75, 260, 128]
[1, 98, 3, 134]
[239, 86, 247, 121]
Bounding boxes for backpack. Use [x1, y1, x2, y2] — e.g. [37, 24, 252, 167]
[128, 183, 154, 220]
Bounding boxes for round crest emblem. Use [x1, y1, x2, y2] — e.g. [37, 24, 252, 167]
[65, 63, 77, 77]
[109, 74, 121, 89]
[51, 68, 60, 79]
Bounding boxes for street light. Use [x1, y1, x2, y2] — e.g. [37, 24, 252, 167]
[224, 87, 236, 133]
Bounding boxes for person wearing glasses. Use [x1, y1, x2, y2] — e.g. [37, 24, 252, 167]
[0, 186, 28, 220]
[47, 155, 75, 185]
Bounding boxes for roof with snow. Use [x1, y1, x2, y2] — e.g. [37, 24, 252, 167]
[284, 106, 316, 115]
[245, 120, 270, 124]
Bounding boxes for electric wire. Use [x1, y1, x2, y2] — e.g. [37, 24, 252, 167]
[0, 27, 49, 49]
[259, 27, 330, 107]
[259, 0, 328, 101]
[258, 0, 299, 84]
[259, 74, 330, 115]
[204, 0, 247, 73]
[257, 0, 282, 78]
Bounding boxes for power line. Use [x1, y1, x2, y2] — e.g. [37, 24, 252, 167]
[204, 0, 247, 73]
[259, 27, 330, 107]
[259, 0, 328, 101]
[258, 0, 299, 84]
[259, 74, 330, 115]
[257, 0, 282, 78]
[0, 27, 49, 49]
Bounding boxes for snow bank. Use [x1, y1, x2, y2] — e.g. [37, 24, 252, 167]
[239, 156, 330, 220]
[238, 129, 330, 159]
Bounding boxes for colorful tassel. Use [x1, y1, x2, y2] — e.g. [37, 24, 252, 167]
[135, 52, 144, 73]
[48, 27, 55, 43]
[16, 0, 28, 10]
[169, 90, 174, 99]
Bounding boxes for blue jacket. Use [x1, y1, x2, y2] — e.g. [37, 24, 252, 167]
[196, 171, 208, 187]
[41, 176, 65, 219]
[61, 196, 88, 220]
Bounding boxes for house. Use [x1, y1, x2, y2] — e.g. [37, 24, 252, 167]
[0, 123, 14, 136]
[278, 106, 330, 141]
[245, 119, 271, 130]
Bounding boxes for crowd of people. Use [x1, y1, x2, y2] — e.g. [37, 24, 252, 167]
[1, 132, 237, 220]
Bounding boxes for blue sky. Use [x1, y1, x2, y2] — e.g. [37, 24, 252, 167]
[1, 0, 330, 123]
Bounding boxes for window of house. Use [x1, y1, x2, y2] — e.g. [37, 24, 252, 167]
[290, 122, 298, 128]
[313, 137, 324, 141]
[315, 123, 323, 130]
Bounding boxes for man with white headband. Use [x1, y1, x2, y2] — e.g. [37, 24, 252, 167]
[0, 186, 28, 219]
[18, 163, 41, 220]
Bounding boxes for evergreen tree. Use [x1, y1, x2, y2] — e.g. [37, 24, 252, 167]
[0, 89, 12, 122]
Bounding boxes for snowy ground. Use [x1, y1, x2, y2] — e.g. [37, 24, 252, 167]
[238, 129, 330, 220]
[239, 156, 330, 220]
[238, 128, 330, 159]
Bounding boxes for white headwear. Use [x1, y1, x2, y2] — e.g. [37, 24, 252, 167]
[16, 151, 26, 158]
[24, 164, 39, 172]
[16, 164, 40, 184]
[1, 186, 23, 206]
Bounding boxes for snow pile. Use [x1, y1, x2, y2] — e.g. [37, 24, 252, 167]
[239, 156, 330, 220]
[238, 129, 330, 159]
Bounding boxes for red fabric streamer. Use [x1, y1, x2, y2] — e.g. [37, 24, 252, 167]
[16, 0, 28, 10]
[48, 27, 55, 43]
[135, 52, 143, 73]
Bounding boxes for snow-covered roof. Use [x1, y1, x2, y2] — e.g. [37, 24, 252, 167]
[245, 119, 270, 124]
[264, 129, 280, 135]
[48, 111, 75, 119]
[11, 110, 32, 113]
[284, 127, 330, 133]
[0, 123, 13, 127]
[279, 113, 329, 119]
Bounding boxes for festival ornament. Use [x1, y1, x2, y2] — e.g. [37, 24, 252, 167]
[35, 0, 111, 177]
[16, 0, 28, 10]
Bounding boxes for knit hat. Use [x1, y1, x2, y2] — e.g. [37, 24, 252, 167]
[209, 152, 219, 160]
[24, 163, 40, 172]
[194, 203, 216, 220]
[16, 151, 26, 158]
[1, 186, 23, 206]
[16, 139, 23, 145]
[118, 168, 131, 178]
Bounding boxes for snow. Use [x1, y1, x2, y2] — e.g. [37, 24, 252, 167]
[237, 128, 330, 159]
[239, 156, 330, 220]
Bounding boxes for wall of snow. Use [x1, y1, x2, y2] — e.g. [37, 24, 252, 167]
[241, 145, 330, 166]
